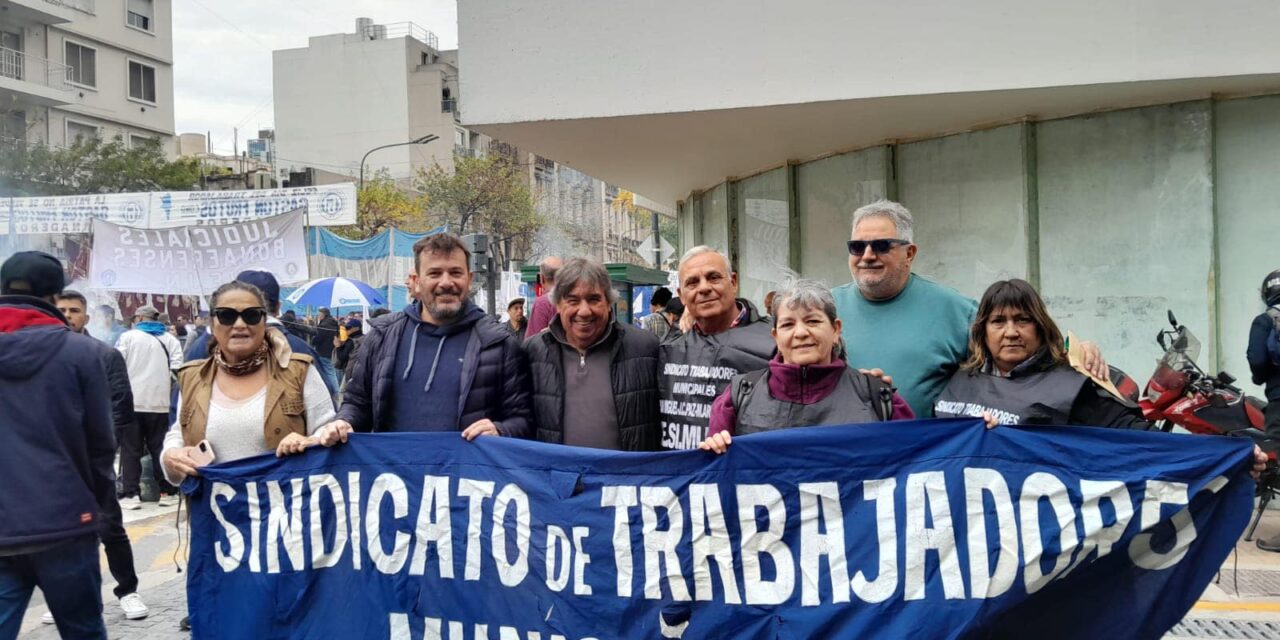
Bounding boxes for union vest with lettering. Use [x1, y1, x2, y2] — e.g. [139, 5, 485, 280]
[733, 367, 882, 435]
[659, 299, 775, 450]
[934, 361, 1088, 426]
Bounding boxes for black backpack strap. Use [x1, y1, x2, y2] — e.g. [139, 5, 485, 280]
[732, 369, 769, 412]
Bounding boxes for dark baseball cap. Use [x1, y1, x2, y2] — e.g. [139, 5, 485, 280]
[1, 251, 66, 298]
[345, 318, 362, 330]
[235, 270, 280, 307]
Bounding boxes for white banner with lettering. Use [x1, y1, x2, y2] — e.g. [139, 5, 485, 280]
[149, 183, 356, 228]
[88, 209, 309, 295]
[2, 183, 356, 235]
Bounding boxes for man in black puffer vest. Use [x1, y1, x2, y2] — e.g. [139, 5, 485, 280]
[525, 258, 659, 450]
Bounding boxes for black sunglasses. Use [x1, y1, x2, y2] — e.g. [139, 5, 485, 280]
[213, 307, 267, 326]
[847, 238, 910, 256]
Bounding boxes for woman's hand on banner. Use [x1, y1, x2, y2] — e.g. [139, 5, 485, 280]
[1252, 445, 1268, 481]
[982, 411, 999, 429]
[276, 433, 313, 458]
[699, 431, 733, 455]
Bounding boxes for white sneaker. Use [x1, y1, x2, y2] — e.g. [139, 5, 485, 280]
[156, 493, 176, 507]
[119, 593, 149, 620]
[40, 611, 54, 625]
[119, 496, 142, 510]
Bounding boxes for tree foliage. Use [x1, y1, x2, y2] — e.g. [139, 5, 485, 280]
[0, 134, 201, 196]
[336, 169, 430, 240]
[416, 153, 542, 265]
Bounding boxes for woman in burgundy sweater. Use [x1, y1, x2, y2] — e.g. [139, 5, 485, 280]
[700, 279, 913, 454]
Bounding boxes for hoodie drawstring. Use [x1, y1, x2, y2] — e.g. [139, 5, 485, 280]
[423, 335, 447, 392]
[401, 324, 450, 392]
[402, 326, 420, 380]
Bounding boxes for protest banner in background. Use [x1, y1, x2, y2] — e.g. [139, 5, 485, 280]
[150, 183, 356, 228]
[0, 183, 356, 235]
[3, 192, 151, 234]
[184, 420, 1251, 639]
[88, 209, 308, 295]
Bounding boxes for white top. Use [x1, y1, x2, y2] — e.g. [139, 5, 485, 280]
[161, 364, 335, 486]
[116, 329, 184, 413]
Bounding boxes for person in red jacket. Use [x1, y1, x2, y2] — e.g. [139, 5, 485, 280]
[525, 256, 562, 338]
[700, 278, 913, 454]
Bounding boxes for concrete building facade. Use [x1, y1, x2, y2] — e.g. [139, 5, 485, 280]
[458, 0, 1280, 395]
[0, 0, 174, 151]
[273, 18, 673, 266]
[272, 20, 460, 185]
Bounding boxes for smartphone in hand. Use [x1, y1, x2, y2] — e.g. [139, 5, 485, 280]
[190, 439, 216, 466]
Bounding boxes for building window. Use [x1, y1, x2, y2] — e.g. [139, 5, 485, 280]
[66, 120, 99, 143]
[126, 0, 153, 32]
[128, 60, 156, 103]
[2, 110, 26, 143]
[64, 41, 96, 88]
[129, 133, 155, 149]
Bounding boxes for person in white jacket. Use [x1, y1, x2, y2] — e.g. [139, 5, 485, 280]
[116, 304, 183, 509]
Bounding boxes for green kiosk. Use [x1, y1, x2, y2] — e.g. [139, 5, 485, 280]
[520, 262, 670, 324]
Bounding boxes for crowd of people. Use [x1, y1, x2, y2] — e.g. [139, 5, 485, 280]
[0, 198, 1272, 637]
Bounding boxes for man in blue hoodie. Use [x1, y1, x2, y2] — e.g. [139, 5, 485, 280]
[319, 233, 532, 440]
[0, 251, 114, 639]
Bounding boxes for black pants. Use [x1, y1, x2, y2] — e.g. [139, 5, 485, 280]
[99, 494, 139, 598]
[119, 412, 177, 498]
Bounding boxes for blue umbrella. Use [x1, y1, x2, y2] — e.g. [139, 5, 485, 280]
[285, 277, 386, 308]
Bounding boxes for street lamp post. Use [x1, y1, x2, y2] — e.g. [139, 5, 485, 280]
[359, 134, 439, 191]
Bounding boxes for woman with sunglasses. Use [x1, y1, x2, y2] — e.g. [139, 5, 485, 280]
[160, 280, 337, 485]
[699, 278, 914, 454]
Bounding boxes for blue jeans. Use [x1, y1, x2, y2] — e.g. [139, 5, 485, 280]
[0, 535, 106, 640]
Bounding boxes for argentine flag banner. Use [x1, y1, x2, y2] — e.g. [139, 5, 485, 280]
[184, 419, 1252, 639]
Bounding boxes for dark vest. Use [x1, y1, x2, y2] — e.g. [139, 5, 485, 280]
[733, 368, 882, 435]
[934, 363, 1088, 426]
[658, 300, 776, 450]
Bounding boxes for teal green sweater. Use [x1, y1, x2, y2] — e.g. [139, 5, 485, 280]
[832, 274, 977, 416]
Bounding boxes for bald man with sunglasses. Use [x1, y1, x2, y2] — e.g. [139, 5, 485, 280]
[832, 200, 1110, 417]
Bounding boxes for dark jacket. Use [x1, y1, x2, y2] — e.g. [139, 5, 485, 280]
[333, 331, 363, 371]
[1247, 311, 1280, 401]
[935, 349, 1152, 429]
[524, 318, 660, 451]
[313, 316, 339, 358]
[84, 329, 136, 435]
[707, 356, 914, 436]
[0, 296, 116, 549]
[338, 302, 533, 436]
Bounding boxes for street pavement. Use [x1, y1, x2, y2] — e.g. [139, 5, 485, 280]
[16, 501, 1280, 639]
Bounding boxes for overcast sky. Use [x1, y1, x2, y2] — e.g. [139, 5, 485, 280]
[173, 0, 458, 155]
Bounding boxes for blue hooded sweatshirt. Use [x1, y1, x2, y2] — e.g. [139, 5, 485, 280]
[388, 301, 486, 431]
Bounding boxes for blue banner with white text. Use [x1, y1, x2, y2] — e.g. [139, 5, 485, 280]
[184, 419, 1253, 639]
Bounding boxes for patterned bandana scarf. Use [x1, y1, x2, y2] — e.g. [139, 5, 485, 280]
[212, 340, 269, 376]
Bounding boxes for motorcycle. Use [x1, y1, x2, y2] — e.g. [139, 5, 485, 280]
[1139, 310, 1276, 540]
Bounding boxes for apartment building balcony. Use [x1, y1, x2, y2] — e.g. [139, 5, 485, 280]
[0, 46, 74, 106]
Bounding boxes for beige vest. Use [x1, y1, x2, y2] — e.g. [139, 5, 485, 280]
[176, 353, 314, 450]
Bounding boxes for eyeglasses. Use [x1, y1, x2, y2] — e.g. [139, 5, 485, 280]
[847, 238, 911, 256]
[213, 307, 267, 326]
